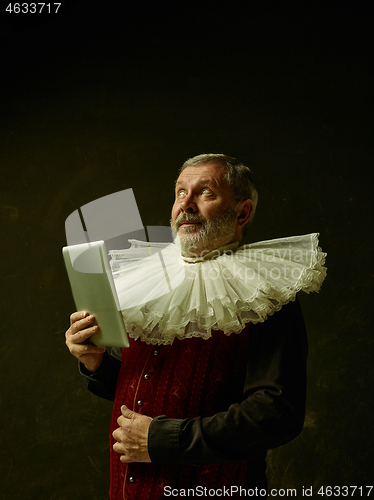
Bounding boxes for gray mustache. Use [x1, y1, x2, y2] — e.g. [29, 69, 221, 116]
[175, 213, 206, 227]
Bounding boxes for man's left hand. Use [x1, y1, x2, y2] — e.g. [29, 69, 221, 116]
[112, 405, 153, 463]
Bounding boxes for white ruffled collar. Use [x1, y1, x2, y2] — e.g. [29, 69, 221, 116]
[181, 241, 240, 263]
[109, 233, 327, 345]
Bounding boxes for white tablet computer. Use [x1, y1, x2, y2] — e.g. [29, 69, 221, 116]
[62, 240, 129, 348]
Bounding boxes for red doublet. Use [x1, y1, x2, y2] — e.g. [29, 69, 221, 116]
[109, 328, 251, 499]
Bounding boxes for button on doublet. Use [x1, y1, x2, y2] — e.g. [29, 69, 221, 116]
[129, 476, 135, 483]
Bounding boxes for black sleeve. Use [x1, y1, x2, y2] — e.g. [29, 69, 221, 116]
[148, 298, 308, 465]
[79, 348, 122, 401]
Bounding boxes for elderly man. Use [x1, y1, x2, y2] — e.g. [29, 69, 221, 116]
[66, 154, 324, 499]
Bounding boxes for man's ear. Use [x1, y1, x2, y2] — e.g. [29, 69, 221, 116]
[237, 199, 253, 228]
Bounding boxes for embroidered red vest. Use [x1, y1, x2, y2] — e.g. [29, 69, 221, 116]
[109, 327, 251, 500]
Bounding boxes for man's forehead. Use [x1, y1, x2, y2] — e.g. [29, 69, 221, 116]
[176, 163, 227, 186]
[176, 176, 219, 186]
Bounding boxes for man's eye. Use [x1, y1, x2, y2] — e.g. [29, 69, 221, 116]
[201, 189, 211, 195]
[178, 190, 186, 197]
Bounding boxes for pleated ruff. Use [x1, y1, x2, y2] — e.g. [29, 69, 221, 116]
[109, 330, 252, 499]
[109, 233, 327, 345]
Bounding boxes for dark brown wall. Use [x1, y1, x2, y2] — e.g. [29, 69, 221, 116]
[1, 2, 372, 498]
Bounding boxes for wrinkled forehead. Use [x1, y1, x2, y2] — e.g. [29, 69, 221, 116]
[176, 162, 229, 188]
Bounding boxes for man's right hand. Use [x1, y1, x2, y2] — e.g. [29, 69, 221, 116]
[65, 311, 106, 373]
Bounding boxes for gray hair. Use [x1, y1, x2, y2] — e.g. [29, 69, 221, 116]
[179, 153, 258, 228]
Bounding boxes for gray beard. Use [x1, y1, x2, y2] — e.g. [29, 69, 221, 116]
[170, 207, 237, 258]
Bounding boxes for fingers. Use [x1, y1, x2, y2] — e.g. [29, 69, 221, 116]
[112, 424, 134, 463]
[65, 312, 104, 356]
[116, 406, 136, 428]
[112, 435, 131, 463]
[112, 426, 123, 443]
[69, 311, 94, 335]
[120, 405, 133, 419]
[112, 438, 123, 454]
[70, 310, 89, 325]
[66, 313, 96, 342]
[112, 413, 152, 463]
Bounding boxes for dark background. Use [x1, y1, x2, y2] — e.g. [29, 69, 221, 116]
[0, 1, 373, 498]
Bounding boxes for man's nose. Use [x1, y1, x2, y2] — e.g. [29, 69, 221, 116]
[180, 194, 197, 212]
